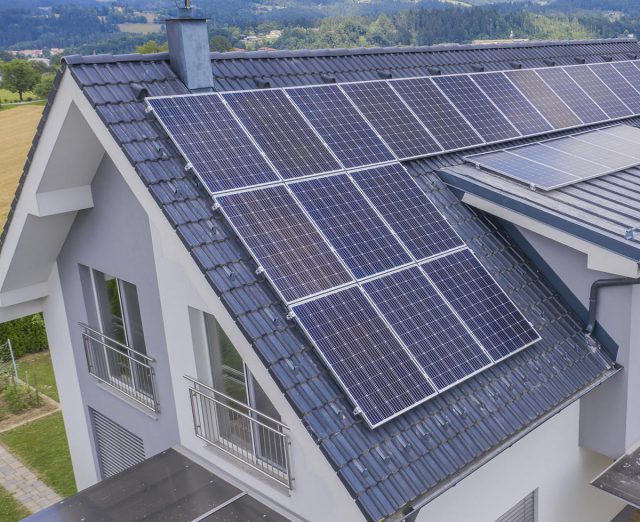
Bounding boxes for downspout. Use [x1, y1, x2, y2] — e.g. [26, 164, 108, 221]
[585, 277, 640, 336]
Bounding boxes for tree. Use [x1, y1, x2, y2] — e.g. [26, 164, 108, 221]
[34, 73, 56, 100]
[210, 35, 233, 52]
[135, 40, 168, 54]
[1, 60, 40, 102]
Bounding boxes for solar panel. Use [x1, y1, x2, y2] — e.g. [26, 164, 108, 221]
[286, 85, 395, 169]
[465, 150, 579, 189]
[601, 123, 640, 145]
[471, 72, 553, 135]
[432, 74, 520, 142]
[422, 249, 540, 361]
[563, 66, 632, 119]
[350, 163, 464, 260]
[612, 62, 640, 96]
[362, 266, 491, 390]
[292, 286, 435, 428]
[391, 77, 484, 150]
[509, 143, 607, 178]
[216, 186, 353, 302]
[506, 69, 582, 129]
[290, 174, 412, 278]
[223, 90, 341, 179]
[535, 67, 607, 124]
[466, 125, 640, 190]
[573, 128, 640, 160]
[543, 136, 638, 171]
[589, 63, 640, 114]
[146, 95, 280, 193]
[340, 81, 442, 159]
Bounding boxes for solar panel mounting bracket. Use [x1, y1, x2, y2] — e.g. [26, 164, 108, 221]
[184, 162, 193, 171]
[144, 105, 153, 114]
[625, 226, 640, 241]
[286, 311, 296, 320]
[255, 265, 265, 275]
[353, 406, 362, 417]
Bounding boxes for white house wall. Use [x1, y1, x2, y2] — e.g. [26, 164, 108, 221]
[516, 227, 639, 459]
[414, 401, 622, 522]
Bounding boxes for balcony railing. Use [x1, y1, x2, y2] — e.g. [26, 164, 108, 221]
[186, 376, 292, 489]
[80, 323, 159, 412]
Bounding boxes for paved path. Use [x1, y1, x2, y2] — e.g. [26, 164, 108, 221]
[0, 443, 61, 513]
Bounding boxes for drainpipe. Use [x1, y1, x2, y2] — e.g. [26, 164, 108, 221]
[585, 277, 640, 336]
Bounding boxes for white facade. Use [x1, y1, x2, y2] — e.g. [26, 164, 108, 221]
[0, 67, 636, 522]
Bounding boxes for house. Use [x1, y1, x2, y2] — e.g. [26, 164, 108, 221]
[3, 9, 640, 521]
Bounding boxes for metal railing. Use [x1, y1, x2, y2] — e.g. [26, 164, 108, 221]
[80, 323, 159, 412]
[186, 376, 292, 489]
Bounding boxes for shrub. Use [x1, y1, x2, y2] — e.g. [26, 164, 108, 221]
[0, 314, 48, 357]
[1, 378, 40, 414]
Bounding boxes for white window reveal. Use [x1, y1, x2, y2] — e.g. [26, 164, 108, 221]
[80, 267, 158, 411]
[496, 491, 536, 522]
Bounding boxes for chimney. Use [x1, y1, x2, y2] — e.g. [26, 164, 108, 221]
[166, 5, 214, 92]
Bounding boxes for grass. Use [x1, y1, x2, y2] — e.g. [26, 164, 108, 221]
[16, 351, 59, 402]
[0, 88, 37, 104]
[0, 484, 29, 521]
[118, 22, 162, 34]
[0, 412, 77, 497]
[0, 105, 43, 227]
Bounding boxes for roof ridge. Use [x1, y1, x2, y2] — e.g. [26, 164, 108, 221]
[63, 37, 638, 66]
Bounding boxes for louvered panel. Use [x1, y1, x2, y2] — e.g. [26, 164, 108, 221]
[91, 409, 145, 479]
[495, 491, 536, 522]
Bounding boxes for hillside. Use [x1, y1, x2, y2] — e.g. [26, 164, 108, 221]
[0, 106, 42, 228]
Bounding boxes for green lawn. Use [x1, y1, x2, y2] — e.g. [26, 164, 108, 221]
[0, 412, 76, 497]
[16, 351, 59, 402]
[0, 88, 37, 103]
[0, 100, 46, 111]
[0, 484, 29, 521]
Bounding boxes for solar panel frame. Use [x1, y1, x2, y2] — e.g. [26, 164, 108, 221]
[471, 72, 554, 135]
[543, 136, 640, 172]
[339, 81, 443, 159]
[362, 266, 493, 390]
[600, 121, 640, 145]
[289, 174, 413, 278]
[216, 185, 354, 303]
[431, 74, 520, 143]
[572, 127, 640, 160]
[292, 285, 436, 428]
[146, 94, 281, 194]
[222, 89, 343, 179]
[589, 63, 640, 114]
[389, 77, 485, 151]
[535, 67, 607, 124]
[350, 163, 465, 260]
[422, 249, 541, 361]
[562, 65, 632, 119]
[285, 85, 396, 169]
[505, 69, 583, 129]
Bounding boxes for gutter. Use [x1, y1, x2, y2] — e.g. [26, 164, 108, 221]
[398, 365, 622, 522]
[586, 277, 640, 336]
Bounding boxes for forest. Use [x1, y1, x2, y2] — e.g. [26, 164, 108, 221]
[1, 0, 640, 55]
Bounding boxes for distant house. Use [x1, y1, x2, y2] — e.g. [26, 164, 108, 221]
[3, 11, 640, 522]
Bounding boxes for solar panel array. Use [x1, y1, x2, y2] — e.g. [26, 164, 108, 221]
[218, 164, 539, 428]
[466, 124, 640, 190]
[144, 58, 640, 428]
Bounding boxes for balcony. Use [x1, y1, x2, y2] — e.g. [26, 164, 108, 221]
[186, 376, 292, 489]
[80, 323, 159, 412]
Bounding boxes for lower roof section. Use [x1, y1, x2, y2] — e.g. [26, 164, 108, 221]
[23, 448, 290, 522]
[592, 444, 640, 509]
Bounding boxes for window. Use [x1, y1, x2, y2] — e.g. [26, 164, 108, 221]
[192, 311, 287, 472]
[496, 491, 536, 522]
[80, 267, 157, 409]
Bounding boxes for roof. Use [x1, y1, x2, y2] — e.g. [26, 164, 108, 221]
[24, 448, 291, 522]
[437, 121, 640, 261]
[9, 39, 629, 521]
